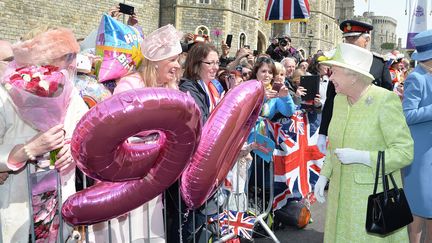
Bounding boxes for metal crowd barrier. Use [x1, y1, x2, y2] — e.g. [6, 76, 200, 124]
[6, 151, 280, 243]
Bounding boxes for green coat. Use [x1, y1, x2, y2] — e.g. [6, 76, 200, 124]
[321, 86, 414, 243]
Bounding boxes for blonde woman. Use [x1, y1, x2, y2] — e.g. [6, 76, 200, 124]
[89, 24, 182, 243]
[115, 25, 182, 93]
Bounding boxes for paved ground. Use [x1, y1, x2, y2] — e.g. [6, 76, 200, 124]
[255, 192, 327, 243]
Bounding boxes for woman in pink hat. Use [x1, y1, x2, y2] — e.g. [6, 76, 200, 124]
[89, 24, 183, 243]
[0, 25, 89, 243]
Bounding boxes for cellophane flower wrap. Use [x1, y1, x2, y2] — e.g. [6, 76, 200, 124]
[2, 63, 73, 132]
[31, 170, 60, 243]
[2, 27, 79, 131]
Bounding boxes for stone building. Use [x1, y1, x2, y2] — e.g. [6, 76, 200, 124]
[0, 1, 160, 42]
[354, 12, 397, 54]
[272, 0, 342, 58]
[334, 0, 354, 24]
[0, 0, 271, 56]
[160, 0, 272, 55]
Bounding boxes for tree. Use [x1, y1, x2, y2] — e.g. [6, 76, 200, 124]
[381, 43, 395, 50]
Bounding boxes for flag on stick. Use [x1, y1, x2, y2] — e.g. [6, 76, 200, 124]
[265, 0, 311, 23]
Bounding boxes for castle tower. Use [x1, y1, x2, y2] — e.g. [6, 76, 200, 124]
[335, 0, 355, 23]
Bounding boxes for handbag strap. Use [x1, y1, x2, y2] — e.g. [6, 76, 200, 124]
[372, 151, 382, 195]
[381, 151, 389, 203]
[374, 151, 401, 203]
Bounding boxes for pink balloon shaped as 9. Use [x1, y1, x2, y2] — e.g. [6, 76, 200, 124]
[180, 80, 264, 209]
[62, 88, 201, 225]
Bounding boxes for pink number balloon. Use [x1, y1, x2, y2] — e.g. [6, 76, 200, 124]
[62, 88, 201, 225]
[180, 80, 264, 209]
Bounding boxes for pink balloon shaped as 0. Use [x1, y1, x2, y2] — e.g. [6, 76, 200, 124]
[62, 88, 201, 225]
[180, 80, 264, 209]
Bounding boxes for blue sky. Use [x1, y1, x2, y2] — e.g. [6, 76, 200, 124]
[354, 0, 431, 48]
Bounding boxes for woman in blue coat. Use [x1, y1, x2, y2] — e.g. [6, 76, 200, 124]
[402, 29, 432, 243]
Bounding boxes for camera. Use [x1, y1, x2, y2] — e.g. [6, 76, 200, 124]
[279, 38, 288, 47]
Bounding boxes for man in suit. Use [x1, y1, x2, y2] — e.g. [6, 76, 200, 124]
[317, 20, 393, 154]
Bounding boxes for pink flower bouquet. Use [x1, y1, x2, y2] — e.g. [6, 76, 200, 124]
[2, 63, 73, 168]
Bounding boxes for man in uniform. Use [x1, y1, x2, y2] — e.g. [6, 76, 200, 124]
[317, 20, 393, 154]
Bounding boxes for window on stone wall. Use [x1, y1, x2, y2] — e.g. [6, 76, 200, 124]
[299, 22, 307, 34]
[325, 25, 329, 38]
[239, 33, 246, 48]
[195, 25, 209, 36]
[197, 0, 211, 4]
[241, 0, 247, 11]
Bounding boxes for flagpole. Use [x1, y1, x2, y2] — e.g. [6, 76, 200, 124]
[368, 0, 371, 13]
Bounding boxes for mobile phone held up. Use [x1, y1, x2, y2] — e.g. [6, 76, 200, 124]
[119, 3, 135, 15]
[226, 34, 233, 48]
[272, 82, 284, 92]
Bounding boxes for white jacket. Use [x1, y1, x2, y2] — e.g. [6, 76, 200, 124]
[0, 85, 88, 243]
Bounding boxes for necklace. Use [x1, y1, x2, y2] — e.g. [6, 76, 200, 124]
[347, 85, 371, 106]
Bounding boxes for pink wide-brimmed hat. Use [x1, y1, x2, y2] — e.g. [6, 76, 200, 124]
[141, 24, 182, 62]
[12, 28, 80, 67]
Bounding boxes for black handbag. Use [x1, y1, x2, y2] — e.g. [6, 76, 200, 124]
[365, 151, 413, 235]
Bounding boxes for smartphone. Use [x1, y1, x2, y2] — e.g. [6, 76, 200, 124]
[119, 3, 135, 15]
[226, 34, 233, 48]
[272, 82, 284, 92]
[300, 75, 320, 101]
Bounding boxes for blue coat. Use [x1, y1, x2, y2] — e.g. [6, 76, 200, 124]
[402, 64, 432, 217]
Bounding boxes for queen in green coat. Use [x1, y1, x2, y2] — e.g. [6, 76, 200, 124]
[314, 43, 414, 243]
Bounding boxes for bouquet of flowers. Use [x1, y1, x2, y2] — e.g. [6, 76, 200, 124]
[2, 63, 73, 168]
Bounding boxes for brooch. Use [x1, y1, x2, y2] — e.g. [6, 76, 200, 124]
[365, 96, 373, 106]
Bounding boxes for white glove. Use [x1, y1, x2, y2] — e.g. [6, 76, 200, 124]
[334, 148, 371, 166]
[317, 134, 327, 154]
[314, 175, 328, 203]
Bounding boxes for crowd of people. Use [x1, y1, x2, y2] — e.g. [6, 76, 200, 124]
[0, 6, 431, 243]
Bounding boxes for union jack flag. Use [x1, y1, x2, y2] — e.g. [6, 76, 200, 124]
[267, 111, 325, 210]
[209, 210, 256, 240]
[265, 0, 311, 23]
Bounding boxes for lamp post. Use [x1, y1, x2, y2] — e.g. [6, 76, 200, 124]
[307, 33, 314, 57]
